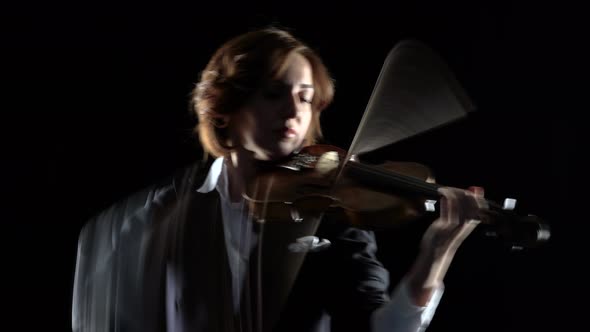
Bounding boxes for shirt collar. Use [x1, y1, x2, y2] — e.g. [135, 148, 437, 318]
[196, 157, 224, 193]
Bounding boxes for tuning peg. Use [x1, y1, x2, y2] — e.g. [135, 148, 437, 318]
[529, 214, 551, 241]
[424, 199, 437, 212]
[503, 198, 517, 210]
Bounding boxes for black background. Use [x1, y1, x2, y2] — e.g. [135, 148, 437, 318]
[2, 2, 584, 331]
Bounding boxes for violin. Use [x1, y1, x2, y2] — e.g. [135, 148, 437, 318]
[244, 144, 551, 249]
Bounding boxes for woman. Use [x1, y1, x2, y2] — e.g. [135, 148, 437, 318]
[72, 27, 485, 332]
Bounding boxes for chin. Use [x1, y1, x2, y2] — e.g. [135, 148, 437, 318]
[263, 143, 296, 161]
[279, 140, 301, 156]
[252, 139, 301, 161]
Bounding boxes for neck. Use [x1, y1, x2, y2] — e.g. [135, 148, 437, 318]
[226, 148, 257, 203]
[225, 147, 298, 203]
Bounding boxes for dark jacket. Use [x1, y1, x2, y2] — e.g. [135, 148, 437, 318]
[72, 159, 390, 332]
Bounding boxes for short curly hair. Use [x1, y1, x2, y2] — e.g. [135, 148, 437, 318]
[191, 28, 335, 158]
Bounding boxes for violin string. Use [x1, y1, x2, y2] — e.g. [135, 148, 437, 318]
[332, 152, 436, 198]
[242, 198, 254, 332]
[227, 159, 245, 332]
[255, 217, 264, 332]
[237, 199, 244, 332]
[253, 175, 274, 332]
[349, 161, 441, 196]
[350, 162, 515, 221]
[354, 163, 508, 212]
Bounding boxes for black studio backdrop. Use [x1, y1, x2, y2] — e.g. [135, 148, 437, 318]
[2, 3, 583, 332]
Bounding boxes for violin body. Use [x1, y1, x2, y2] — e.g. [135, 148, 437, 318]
[244, 144, 551, 249]
[244, 144, 438, 228]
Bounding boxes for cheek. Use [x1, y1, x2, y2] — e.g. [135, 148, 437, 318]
[249, 102, 274, 127]
[242, 110, 272, 145]
[232, 111, 255, 143]
[301, 111, 313, 137]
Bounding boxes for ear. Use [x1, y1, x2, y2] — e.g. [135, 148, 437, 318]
[212, 114, 230, 128]
[223, 114, 241, 150]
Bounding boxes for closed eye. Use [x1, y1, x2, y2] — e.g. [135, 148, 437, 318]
[299, 89, 314, 104]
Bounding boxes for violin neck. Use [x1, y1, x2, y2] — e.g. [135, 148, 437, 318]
[345, 161, 442, 199]
[343, 161, 550, 248]
[346, 161, 506, 210]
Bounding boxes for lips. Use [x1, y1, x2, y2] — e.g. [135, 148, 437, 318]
[274, 126, 297, 139]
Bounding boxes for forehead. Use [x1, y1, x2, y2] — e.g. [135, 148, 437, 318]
[276, 52, 313, 85]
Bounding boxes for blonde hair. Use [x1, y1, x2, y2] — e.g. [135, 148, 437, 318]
[191, 28, 334, 157]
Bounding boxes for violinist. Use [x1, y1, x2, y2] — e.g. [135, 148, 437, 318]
[72, 27, 487, 332]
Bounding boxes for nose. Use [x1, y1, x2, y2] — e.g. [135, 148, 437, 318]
[280, 92, 299, 120]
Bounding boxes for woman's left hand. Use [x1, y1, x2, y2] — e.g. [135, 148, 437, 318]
[420, 186, 487, 258]
[406, 186, 487, 306]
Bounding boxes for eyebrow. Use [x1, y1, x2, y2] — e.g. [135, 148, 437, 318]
[268, 81, 314, 90]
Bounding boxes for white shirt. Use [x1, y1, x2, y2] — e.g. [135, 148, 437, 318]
[197, 157, 444, 332]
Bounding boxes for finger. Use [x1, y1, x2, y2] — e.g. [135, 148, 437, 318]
[437, 187, 450, 222]
[442, 187, 483, 224]
[468, 186, 485, 197]
[467, 186, 488, 211]
[438, 187, 459, 225]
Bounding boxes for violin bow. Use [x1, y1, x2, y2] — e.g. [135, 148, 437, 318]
[341, 39, 474, 171]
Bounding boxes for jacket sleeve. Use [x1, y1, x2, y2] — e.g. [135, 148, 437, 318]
[319, 221, 444, 332]
[371, 278, 444, 332]
[318, 223, 391, 332]
[71, 181, 177, 332]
